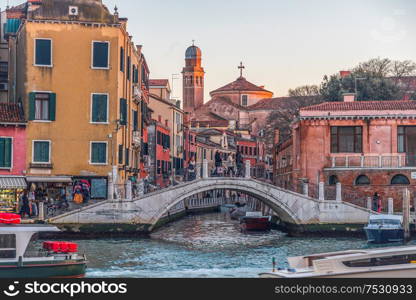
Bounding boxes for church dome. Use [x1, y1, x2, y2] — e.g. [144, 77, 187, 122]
[185, 45, 202, 59]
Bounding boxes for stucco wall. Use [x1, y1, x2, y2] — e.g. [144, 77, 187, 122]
[0, 126, 26, 176]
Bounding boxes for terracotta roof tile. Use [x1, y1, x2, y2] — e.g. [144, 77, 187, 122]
[247, 96, 320, 110]
[149, 79, 169, 86]
[210, 76, 272, 94]
[0, 103, 25, 123]
[301, 100, 416, 112]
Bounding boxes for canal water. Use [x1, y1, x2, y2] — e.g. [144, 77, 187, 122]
[78, 212, 378, 278]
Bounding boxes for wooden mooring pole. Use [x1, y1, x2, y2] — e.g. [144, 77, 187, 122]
[403, 188, 411, 242]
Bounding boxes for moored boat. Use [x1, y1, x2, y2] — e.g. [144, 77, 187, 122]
[0, 213, 87, 278]
[259, 246, 416, 278]
[220, 204, 237, 213]
[364, 215, 404, 244]
[240, 212, 271, 232]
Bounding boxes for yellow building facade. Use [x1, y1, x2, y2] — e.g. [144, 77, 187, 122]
[10, 0, 148, 199]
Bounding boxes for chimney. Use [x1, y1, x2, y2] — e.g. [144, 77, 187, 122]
[274, 129, 280, 145]
[343, 93, 356, 102]
[340, 71, 352, 78]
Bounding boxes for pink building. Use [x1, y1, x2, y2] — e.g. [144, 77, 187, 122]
[0, 103, 26, 212]
[274, 95, 416, 211]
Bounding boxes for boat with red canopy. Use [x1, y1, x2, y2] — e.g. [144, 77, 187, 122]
[0, 213, 87, 278]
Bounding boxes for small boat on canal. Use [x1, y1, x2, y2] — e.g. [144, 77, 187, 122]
[364, 214, 404, 244]
[240, 212, 272, 232]
[259, 246, 416, 278]
[0, 213, 87, 278]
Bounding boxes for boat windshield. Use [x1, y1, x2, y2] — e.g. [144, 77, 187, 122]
[370, 219, 401, 225]
[0, 234, 16, 259]
[343, 254, 416, 268]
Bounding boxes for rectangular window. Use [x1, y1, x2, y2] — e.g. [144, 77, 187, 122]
[0, 62, 8, 82]
[120, 47, 124, 72]
[241, 95, 248, 107]
[119, 98, 127, 125]
[133, 110, 138, 131]
[92, 41, 109, 69]
[91, 142, 107, 164]
[398, 126, 416, 154]
[118, 145, 123, 165]
[91, 94, 108, 123]
[0, 234, 16, 259]
[35, 39, 52, 67]
[331, 126, 362, 153]
[125, 148, 130, 166]
[157, 160, 161, 174]
[30, 92, 56, 121]
[33, 141, 50, 163]
[157, 131, 162, 146]
[127, 56, 131, 80]
[0, 137, 12, 168]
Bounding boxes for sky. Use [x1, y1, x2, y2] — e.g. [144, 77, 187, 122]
[2, 0, 416, 100]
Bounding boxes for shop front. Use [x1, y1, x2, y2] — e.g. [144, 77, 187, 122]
[72, 176, 108, 200]
[0, 176, 27, 213]
[26, 176, 73, 203]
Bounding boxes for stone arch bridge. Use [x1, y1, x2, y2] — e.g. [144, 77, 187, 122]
[49, 177, 374, 234]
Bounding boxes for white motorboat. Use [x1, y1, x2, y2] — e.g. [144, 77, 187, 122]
[364, 215, 404, 244]
[259, 246, 416, 278]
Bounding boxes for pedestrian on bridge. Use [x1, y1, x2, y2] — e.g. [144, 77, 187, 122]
[236, 150, 243, 177]
[226, 153, 235, 177]
[187, 156, 196, 181]
[214, 151, 223, 176]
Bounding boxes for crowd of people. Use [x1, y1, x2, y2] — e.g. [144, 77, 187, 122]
[18, 181, 91, 219]
[185, 150, 246, 181]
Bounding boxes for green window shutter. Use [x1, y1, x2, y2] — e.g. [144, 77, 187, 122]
[93, 42, 109, 68]
[29, 92, 36, 121]
[120, 47, 124, 72]
[35, 39, 52, 66]
[118, 144, 123, 164]
[120, 98, 127, 125]
[127, 56, 131, 80]
[125, 148, 129, 166]
[34, 141, 49, 163]
[91, 143, 106, 164]
[49, 93, 56, 121]
[133, 110, 138, 131]
[92, 94, 108, 123]
[0, 138, 5, 167]
[4, 138, 11, 168]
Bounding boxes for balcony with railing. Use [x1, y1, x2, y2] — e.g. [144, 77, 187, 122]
[325, 154, 416, 169]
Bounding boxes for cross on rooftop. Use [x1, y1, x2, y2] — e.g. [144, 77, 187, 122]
[238, 62, 245, 78]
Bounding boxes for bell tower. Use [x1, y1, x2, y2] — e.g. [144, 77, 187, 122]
[182, 42, 205, 113]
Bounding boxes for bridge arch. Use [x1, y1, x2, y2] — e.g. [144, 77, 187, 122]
[49, 178, 373, 234]
[141, 178, 310, 231]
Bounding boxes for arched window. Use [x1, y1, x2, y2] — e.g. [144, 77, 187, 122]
[355, 175, 370, 185]
[328, 175, 339, 185]
[391, 174, 410, 185]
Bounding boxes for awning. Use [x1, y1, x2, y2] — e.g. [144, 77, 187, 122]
[0, 177, 27, 189]
[26, 176, 72, 183]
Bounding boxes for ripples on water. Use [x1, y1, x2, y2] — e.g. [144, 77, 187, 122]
[78, 213, 385, 278]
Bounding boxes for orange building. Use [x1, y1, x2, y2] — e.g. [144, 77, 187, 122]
[274, 94, 416, 210]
